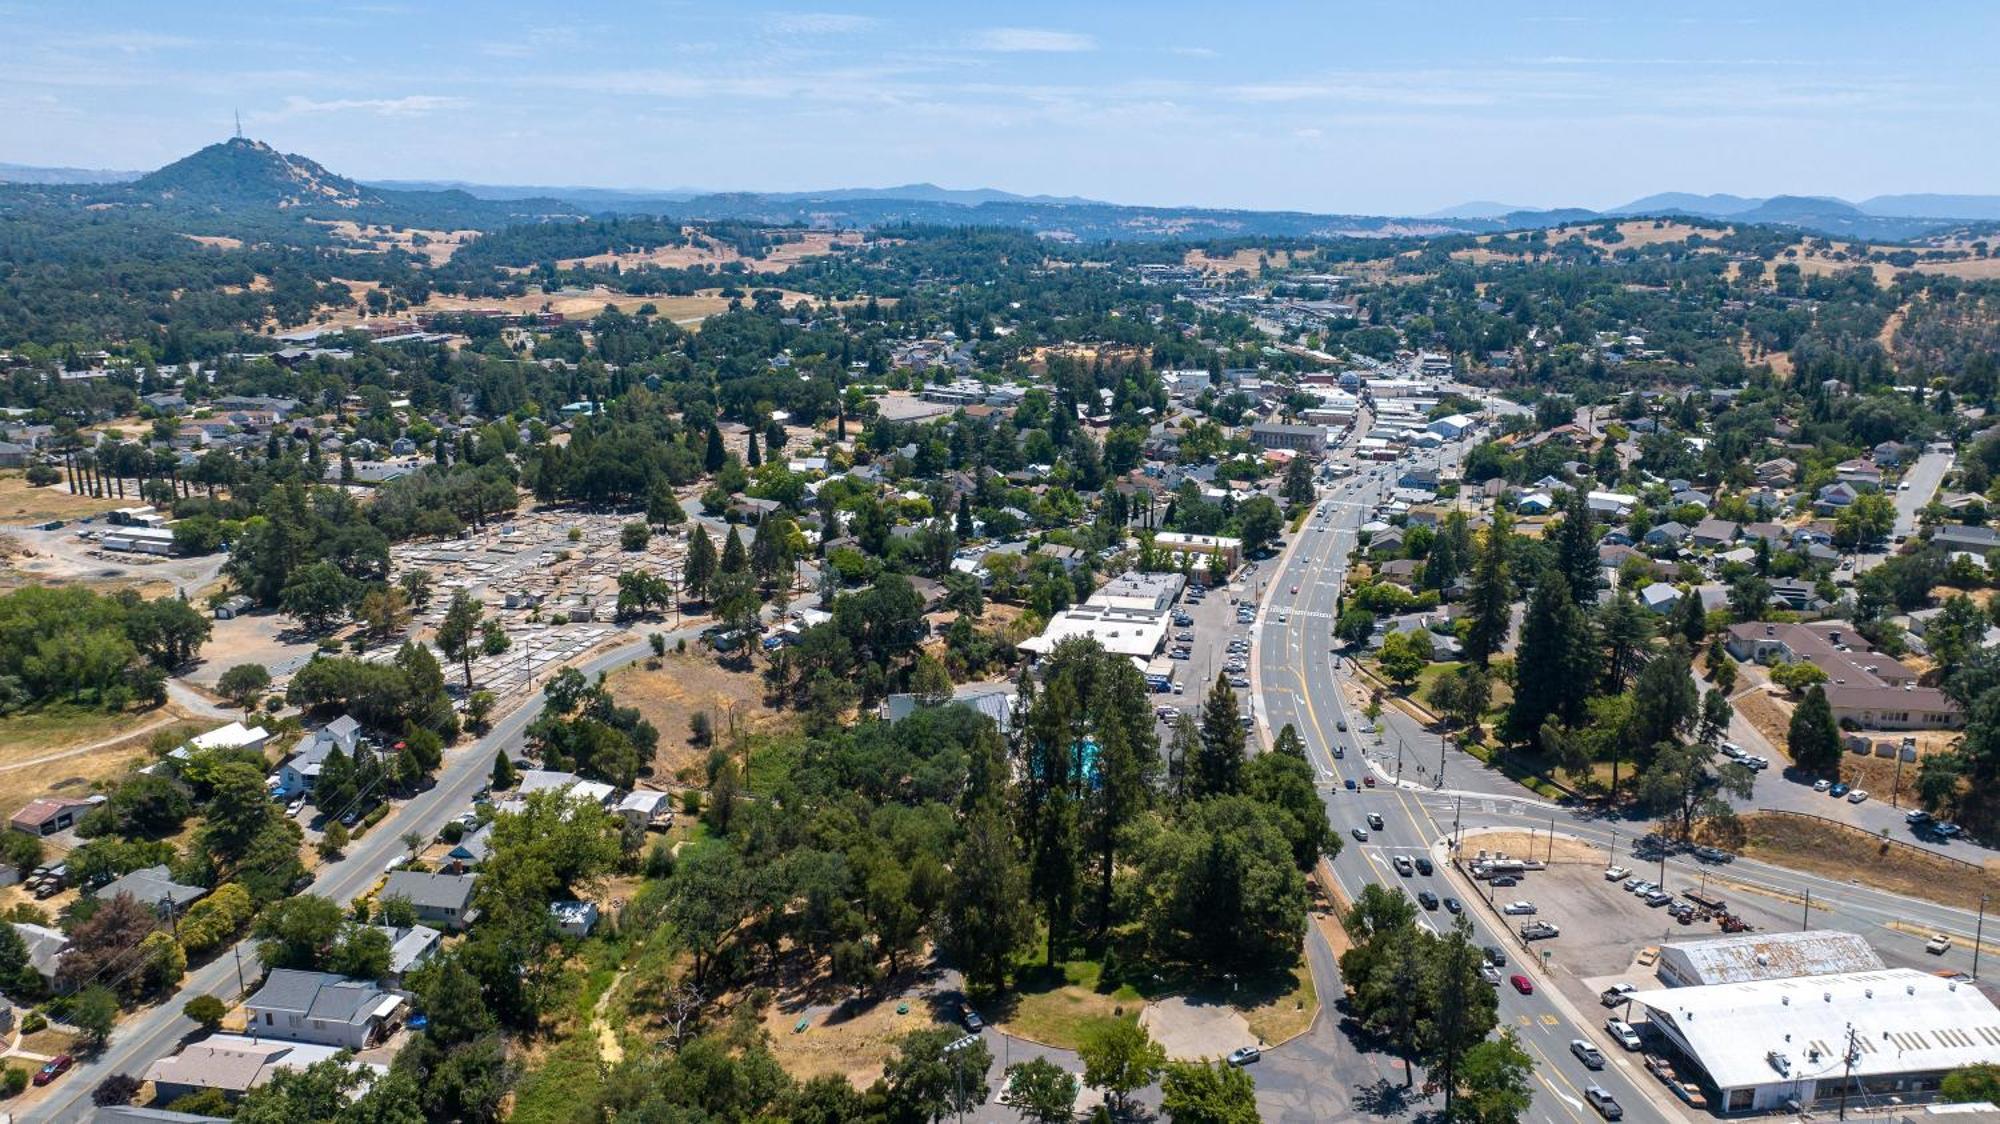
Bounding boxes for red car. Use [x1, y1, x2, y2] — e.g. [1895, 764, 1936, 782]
[33, 1054, 73, 1086]
[1363, 775, 1376, 788]
[1510, 975, 1534, 995]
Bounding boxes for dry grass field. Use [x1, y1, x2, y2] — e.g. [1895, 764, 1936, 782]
[310, 220, 481, 265]
[555, 229, 866, 273]
[0, 472, 123, 524]
[1183, 247, 1295, 274]
[606, 650, 792, 782]
[1731, 812, 2000, 912]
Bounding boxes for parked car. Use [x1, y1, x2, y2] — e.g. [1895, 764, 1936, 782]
[1510, 974, 1534, 995]
[1908, 809, 1933, 825]
[1605, 1018, 1642, 1050]
[1521, 921, 1560, 940]
[961, 1005, 984, 1032]
[1644, 890, 1673, 907]
[1847, 789, 1870, 804]
[1927, 933, 1954, 955]
[1585, 1085, 1623, 1120]
[1488, 875, 1519, 888]
[1226, 1045, 1261, 1067]
[1601, 983, 1637, 1006]
[1501, 901, 1537, 915]
[33, 1055, 73, 1086]
[1603, 866, 1630, 881]
[1571, 1040, 1606, 1070]
[1814, 779, 1833, 792]
[1830, 783, 1851, 798]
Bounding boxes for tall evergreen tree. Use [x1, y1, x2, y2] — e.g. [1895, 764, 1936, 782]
[955, 494, 975, 538]
[1193, 673, 1246, 797]
[1463, 509, 1513, 666]
[720, 526, 747, 575]
[1551, 487, 1599, 605]
[704, 425, 726, 474]
[1595, 590, 1652, 695]
[1669, 587, 1706, 645]
[684, 525, 717, 603]
[1788, 684, 1843, 776]
[745, 429, 760, 468]
[1506, 571, 1596, 744]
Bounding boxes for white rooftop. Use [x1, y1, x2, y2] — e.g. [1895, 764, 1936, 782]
[188, 721, 269, 752]
[1633, 969, 2000, 1090]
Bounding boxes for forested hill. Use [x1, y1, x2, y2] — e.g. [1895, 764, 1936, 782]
[11, 136, 1990, 245]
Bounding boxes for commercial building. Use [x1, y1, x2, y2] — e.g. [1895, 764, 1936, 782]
[1153, 532, 1242, 571]
[1017, 572, 1185, 664]
[1632, 969, 2000, 1114]
[102, 526, 178, 556]
[1656, 931, 1884, 988]
[1727, 621, 1962, 731]
[1248, 422, 1328, 454]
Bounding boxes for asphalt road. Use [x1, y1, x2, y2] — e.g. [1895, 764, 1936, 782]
[1252, 420, 1675, 1124]
[26, 630, 683, 1124]
[1851, 449, 1951, 573]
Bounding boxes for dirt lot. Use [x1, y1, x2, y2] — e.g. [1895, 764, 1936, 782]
[186, 610, 320, 690]
[0, 707, 206, 818]
[1732, 811, 2000, 913]
[1462, 829, 1611, 867]
[606, 650, 793, 783]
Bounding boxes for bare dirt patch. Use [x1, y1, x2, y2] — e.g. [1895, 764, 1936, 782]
[1462, 828, 1610, 867]
[1733, 811, 2000, 912]
[1183, 247, 1293, 274]
[309, 220, 480, 265]
[183, 234, 244, 250]
[606, 651, 791, 782]
[1732, 686, 1794, 755]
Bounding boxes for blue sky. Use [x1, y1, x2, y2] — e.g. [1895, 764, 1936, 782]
[1, 1, 1993, 214]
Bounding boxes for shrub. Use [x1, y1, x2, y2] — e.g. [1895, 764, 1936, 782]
[1, 1065, 27, 1097]
[183, 994, 226, 1031]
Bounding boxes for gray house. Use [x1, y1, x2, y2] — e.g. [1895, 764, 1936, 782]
[245, 969, 402, 1049]
[93, 865, 207, 917]
[278, 715, 362, 795]
[380, 871, 478, 931]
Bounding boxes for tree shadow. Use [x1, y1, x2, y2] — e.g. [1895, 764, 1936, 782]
[1351, 1076, 1419, 1117]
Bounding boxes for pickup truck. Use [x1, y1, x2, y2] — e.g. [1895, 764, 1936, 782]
[1600, 983, 1637, 1007]
[1520, 920, 1561, 940]
[1927, 933, 1954, 955]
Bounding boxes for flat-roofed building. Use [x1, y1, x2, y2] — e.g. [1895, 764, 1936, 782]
[1656, 931, 1884, 988]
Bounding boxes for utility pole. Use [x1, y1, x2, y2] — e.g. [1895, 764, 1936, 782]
[1547, 815, 1556, 864]
[1836, 1022, 1860, 1121]
[1437, 734, 1448, 790]
[1802, 888, 1812, 932]
[1977, 894, 1991, 980]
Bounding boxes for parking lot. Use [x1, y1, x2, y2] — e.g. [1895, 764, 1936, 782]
[1150, 561, 1267, 746]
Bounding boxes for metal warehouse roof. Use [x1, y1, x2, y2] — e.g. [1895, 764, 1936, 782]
[1658, 930, 1884, 985]
[1633, 969, 2000, 1091]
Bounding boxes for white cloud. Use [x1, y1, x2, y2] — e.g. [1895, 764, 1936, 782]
[966, 28, 1095, 53]
[265, 95, 470, 120]
[767, 12, 876, 35]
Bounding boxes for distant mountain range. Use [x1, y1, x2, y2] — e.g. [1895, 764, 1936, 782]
[7, 138, 2000, 244]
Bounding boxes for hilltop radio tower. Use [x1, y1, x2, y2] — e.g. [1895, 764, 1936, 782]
[233, 110, 243, 139]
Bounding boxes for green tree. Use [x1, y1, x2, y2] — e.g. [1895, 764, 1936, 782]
[1005, 1057, 1080, 1124]
[1463, 510, 1513, 666]
[491, 751, 517, 791]
[1160, 1058, 1260, 1124]
[1506, 571, 1596, 743]
[1379, 630, 1430, 691]
[1335, 608, 1377, 648]
[183, 993, 226, 1031]
[1596, 590, 1652, 695]
[1550, 487, 1600, 604]
[885, 1027, 990, 1123]
[218, 662, 272, 712]
[1078, 1017, 1166, 1115]
[70, 984, 119, 1047]
[434, 588, 485, 691]
[943, 803, 1034, 992]
[1788, 684, 1844, 776]
[1454, 1031, 1536, 1124]
[1194, 672, 1245, 797]
[1639, 741, 1755, 840]
[280, 560, 357, 633]
[1943, 1062, 2000, 1104]
[667, 843, 746, 985]
[1282, 454, 1315, 508]
[720, 526, 748, 575]
[685, 524, 718, 603]
[621, 521, 650, 551]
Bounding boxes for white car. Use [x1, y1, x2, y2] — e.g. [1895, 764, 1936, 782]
[1847, 789, 1870, 804]
[285, 798, 306, 817]
[1605, 1018, 1642, 1050]
[1813, 779, 1832, 792]
[1501, 901, 1537, 915]
[1603, 866, 1630, 881]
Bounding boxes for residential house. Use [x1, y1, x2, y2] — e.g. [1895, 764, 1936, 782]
[1587, 491, 1638, 519]
[1932, 525, 2000, 554]
[379, 871, 478, 931]
[1366, 526, 1407, 558]
[614, 790, 673, 832]
[278, 716, 362, 795]
[1643, 522, 1690, 548]
[1834, 459, 1884, 491]
[143, 1035, 376, 1104]
[375, 925, 441, 985]
[443, 823, 493, 871]
[10, 921, 67, 984]
[1767, 578, 1825, 613]
[1378, 559, 1422, 586]
[245, 969, 402, 1049]
[1754, 458, 1798, 488]
[1690, 519, 1741, 549]
[1814, 482, 1861, 514]
[0, 441, 29, 468]
[1515, 492, 1555, 516]
[1739, 522, 1788, 547]
[94, 866, 207, 917]
[1639, 583, 1682, 614]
